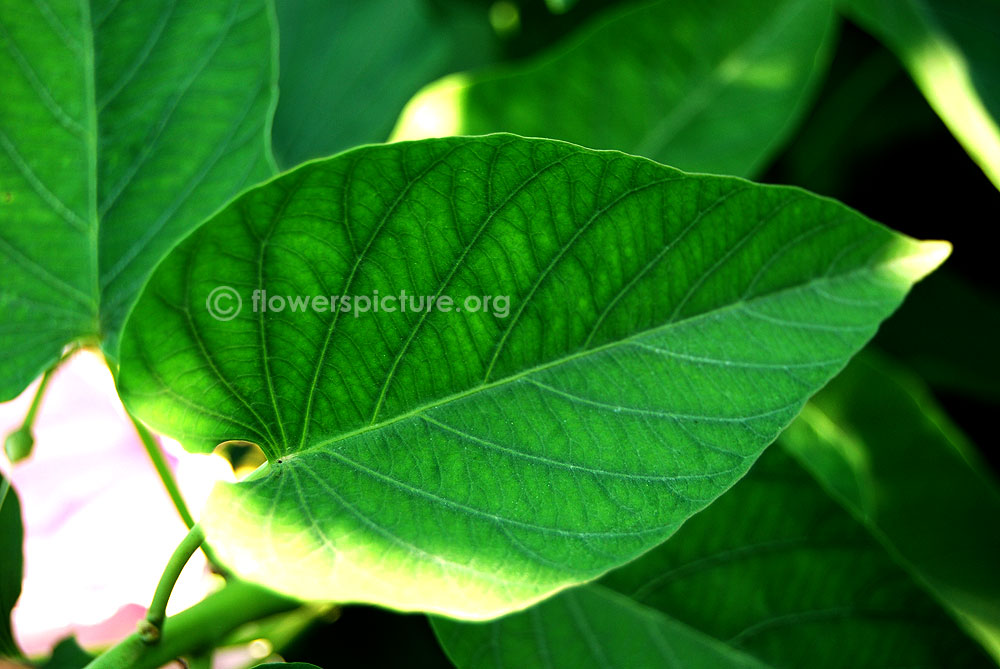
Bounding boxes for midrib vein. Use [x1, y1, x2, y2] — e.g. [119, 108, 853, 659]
[78, 0, 101, 330]
[294, 252, 903, 459]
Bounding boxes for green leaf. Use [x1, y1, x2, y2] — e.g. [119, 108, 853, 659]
[434, 447, 993, 667]
[118, 134, 946, 618]
[271, 0, 494, 169]
[0, 474, 24, 659]
[780, 353, 1000, 660]
[392, 0, 836, 178]
[843, 0, 1000, 190]
[252, 664, 322, 669]
[0, 0, 276, 400]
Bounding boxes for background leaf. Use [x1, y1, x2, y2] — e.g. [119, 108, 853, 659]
[39, 637, 93, 669]
[0, 474, 24, 659]
[0, 0, 276, 400]
[434, 586, 767, 668]
[780, 352, 1000, 659]
[875, 271, 1000, 404]
[119, 134, 945, 618]
[392, 0, 836, 177]
[434, 447, 993, 667]
[271, 0, 495, 168]
[843, 0, 1000, 190]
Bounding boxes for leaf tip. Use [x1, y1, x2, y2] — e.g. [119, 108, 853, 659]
[893, 239, 952, 284]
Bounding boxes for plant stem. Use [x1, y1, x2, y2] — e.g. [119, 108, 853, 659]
[130, 414, 196, 527]
[4, 365, 56, 462]
[128, 413, 229, 577]
[142, 525, 206, 639]
[21, 365, 54, 429]
[84, 580, 300, 669]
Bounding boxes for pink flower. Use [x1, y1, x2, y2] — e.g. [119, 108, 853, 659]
[0, 351, 234, 658]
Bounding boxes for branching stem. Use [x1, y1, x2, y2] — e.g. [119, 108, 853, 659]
[143, 525, 207, 641]
[85, 580, 299, 669]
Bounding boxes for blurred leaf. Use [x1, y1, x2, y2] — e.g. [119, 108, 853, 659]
[543, 0, 578, 14]
[40, 637, 93, 669]
[844, 0, 1000, 190]
[0, 0, 276, 400]
[393, 0, 836, 178]
[0, 475, 23, 659]
[119, 134, 944, 618]
[252, 664, 321, 669]
[271, 0, 495, 168]
[781, 353, 1000, 659]
[435, 447, 993, 667]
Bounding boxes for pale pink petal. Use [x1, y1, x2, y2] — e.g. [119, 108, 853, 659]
[0, 351, 232, 657]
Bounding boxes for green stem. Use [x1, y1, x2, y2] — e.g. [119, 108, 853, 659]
[142, 525, 206, 640]
[22, 365, 54, 428]
[85, 580, 299, 669]
[130, 415, 195, 527]
[128, 413, 229, 577]
[4, 366, 56, 462]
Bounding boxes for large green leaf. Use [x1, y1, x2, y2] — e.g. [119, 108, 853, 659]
[781, 353, 1000, 659]
[0, 0, 276, 400]
[843, 0, 1000, 190]
[118, 134, 946, 618]
[433, 447, 993, 667]
[271, 0, 494, 168]
[392, 0, 836, 177]
[0, 474, 24, 659]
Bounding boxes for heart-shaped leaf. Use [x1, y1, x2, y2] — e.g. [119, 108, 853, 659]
[118, 134, 946, 618]
[0, 0, 275, 400]
[433, 447, 993, 666]
[392, 0, 836, 177]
